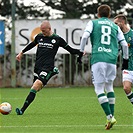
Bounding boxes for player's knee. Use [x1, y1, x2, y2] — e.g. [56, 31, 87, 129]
[105, 82, 114, 93]
[32, 79, 44, 91]
[123, 85, 131, 94]
[94, 83, 105, 96]
[38, 77, 48, 86]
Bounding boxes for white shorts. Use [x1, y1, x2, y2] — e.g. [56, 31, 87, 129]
[122, 70, 133, 83]
[91, 62, 116, 84]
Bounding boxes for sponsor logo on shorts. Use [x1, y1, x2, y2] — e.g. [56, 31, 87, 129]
[40, 71, 47, 76]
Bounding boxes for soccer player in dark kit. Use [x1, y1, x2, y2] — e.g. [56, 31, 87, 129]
[16, 20, 83, 115]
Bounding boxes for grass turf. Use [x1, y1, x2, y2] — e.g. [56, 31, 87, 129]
[0, 87, 133, 133]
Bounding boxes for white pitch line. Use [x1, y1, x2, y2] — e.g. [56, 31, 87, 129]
[1, 96, 128, 100]
[0, 97, 106, 100]
[1, 125, 133, 128]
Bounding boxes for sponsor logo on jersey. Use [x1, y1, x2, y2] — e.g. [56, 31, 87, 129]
[51, 39, 56, 43]
[128, 37, 132, 41]
[40, 38, 43, 41]
[128, 37, 131, 47]
[38, 42, 53, 49]
[98, 47, 112, 52]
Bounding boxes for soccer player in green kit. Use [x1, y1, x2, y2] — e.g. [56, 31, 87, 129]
[79, 5, 129, 130]
[114, 14, 133, 105]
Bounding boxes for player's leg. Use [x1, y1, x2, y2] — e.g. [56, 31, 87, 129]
[123, 70, 133, 104]
[16, 69, 46, 115]
[104, 63, 117, 129]
[105, 82, 116, 129]
[94, 83, 112, 119]
[123, 81, 133, 104]
[105, 82, 115, 116]
[91, 63, 113, 126]
[16, 79, 44, 115]
[105, 63, 116, 116]
[16, 67, 59, 115]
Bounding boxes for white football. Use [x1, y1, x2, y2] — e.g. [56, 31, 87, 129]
[0, 102, 12, 115]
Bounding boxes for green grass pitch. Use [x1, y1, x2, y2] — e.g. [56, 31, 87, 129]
[0, 87, 133, 133]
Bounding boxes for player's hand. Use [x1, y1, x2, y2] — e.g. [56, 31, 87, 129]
[77, 56, 82, 64]
[122, 58, 128, 70]
[16, 52, 23, 61]
[77, 52, 83, 64]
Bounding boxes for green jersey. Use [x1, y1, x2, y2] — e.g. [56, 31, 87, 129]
[80, 17, 128, 65]
[124, 29, 133, 70]
[90, 17, 122, 65]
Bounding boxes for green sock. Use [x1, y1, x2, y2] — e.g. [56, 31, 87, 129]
[98, 93, 111, 116]
[107, 92, 115, 116]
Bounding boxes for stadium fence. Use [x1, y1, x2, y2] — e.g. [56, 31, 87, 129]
[0, 53, 122, 88]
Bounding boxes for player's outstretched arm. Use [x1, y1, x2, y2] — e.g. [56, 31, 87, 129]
[65, 45, 83, 55]
[16, 41, 37, 62]
[64, 45, 83, 64]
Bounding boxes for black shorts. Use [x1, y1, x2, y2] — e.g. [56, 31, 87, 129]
[33, 67, 59, 86]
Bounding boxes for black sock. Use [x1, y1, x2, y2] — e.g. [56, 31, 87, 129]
[21, 89, 37, 113]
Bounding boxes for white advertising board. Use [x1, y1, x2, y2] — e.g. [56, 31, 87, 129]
[15, 19, 91, 54]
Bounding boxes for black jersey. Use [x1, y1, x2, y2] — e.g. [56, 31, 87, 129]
[34, 33, 68, 71]
[22, 33, 82, 71]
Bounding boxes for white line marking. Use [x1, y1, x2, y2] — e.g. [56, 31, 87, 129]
[1, 125, 133, 128]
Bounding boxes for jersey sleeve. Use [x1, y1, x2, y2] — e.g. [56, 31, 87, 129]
[59, 37, 82, 56]
[80, 20, 93, 52]
[117, 27, 129, 59]
[117, 26, 125, 42]
[58, 37, 68, 48]
[22, 35, 38, 53]
[84, 20, 93, 33]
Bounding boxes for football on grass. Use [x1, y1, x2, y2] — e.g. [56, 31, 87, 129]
[0, 102, 12, 115]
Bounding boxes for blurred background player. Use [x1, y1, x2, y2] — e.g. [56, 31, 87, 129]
[16, 20, 83, 115]
[79, 5, 128, 130]
[114, 14, 133, 105]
